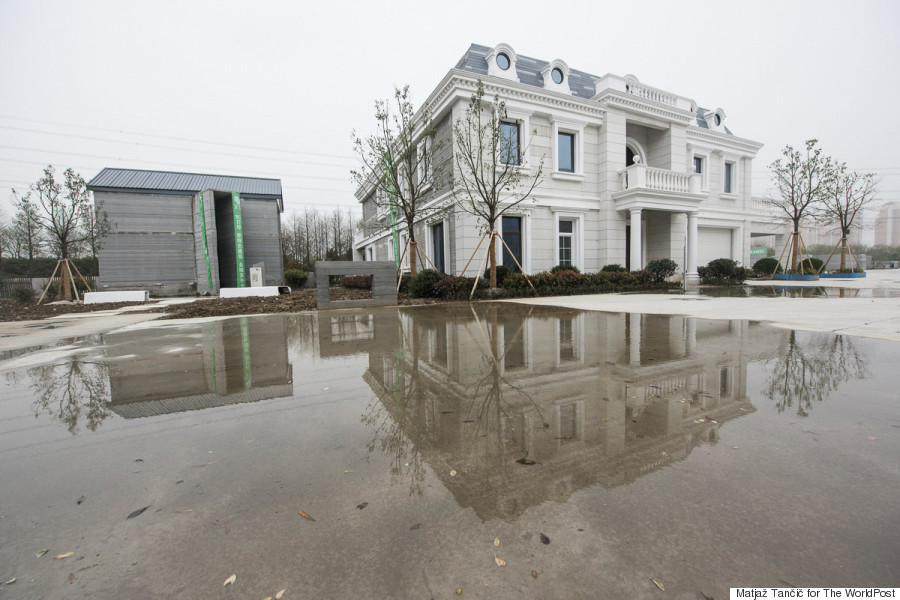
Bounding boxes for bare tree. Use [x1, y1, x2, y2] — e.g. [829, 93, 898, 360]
[352, 85, 445, 275]
[766, 140, 833, 270]
[10, 188, 45, 272]
[818, 164, 877, 270]
[452, 80, 544, 287]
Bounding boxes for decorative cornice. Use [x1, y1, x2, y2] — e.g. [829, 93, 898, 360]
[596, 91, 694, 125]
[421, 70, 607, 123]
[687, 128, 764, 154]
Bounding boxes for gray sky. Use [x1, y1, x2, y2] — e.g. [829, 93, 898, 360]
[2, 0, 899, 226]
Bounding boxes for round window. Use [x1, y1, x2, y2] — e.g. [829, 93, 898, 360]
[551, 67, 564, 84]
[496, 52, 510, 70]
[714, 114, 722, 126]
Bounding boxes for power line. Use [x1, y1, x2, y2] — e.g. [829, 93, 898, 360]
[0, 115, 357, 163]
[0, 146, 353, 183]
[0, 125, 357, 170]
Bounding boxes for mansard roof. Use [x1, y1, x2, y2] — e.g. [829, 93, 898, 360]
[454, 43, 731, 134]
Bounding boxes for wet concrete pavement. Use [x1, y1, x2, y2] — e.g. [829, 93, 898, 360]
[0, 304, 898, 598]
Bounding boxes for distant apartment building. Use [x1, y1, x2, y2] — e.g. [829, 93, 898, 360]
[874, 201, 900, 246]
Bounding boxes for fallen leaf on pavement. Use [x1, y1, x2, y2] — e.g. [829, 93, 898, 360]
[602, 417, 612, 422]
[357, 502, 368, 510]
[494, 556, 506, 567]
[410, 523, 422, 530]
[275, 589, 285, 599]
[223, 574, 236, 586]
[5, 578, 15, 585]
[298, 511, 316, 522]
[77, 496, 85, 505]
[493, 538, 500, 547]
[540, 533, 550, 545]
[456, 588, 462, 595]
[450, 470, 457, 477]
[54, 552, 74, 560]
[867, 436, 877, 441]
[516, 458, 537, 465]
[36, 549, 48, 558]
[651, 578, 665, 591]
[127, 506, 150, 519]
[531, 570, 538, 579]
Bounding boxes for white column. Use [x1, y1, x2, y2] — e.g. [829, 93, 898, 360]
[686, 211, 699, 285]
[629, 208, 642, 271]
[629, 313, 641, 366]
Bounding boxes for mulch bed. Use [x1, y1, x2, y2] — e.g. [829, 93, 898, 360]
[0, 288, 438, 322]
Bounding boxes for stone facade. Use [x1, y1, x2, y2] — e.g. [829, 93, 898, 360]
[354, 43, 786, 282]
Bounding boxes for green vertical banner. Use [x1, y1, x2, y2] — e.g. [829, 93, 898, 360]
[232, 192, 246, 287]
[198, 192, 213, 289]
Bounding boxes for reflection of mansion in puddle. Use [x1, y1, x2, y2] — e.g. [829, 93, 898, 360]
[360, 305, 785, 521]
[105, 317, 293, 418]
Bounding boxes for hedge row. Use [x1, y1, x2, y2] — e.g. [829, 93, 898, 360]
[407, 267, 674, 301]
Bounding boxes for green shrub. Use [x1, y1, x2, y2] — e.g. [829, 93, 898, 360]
[408, 269, 443, 298]
[482, 264, 513, 286]
[284, 269, 308, 288]
[554, 269, 581, 285]
[752, 257, 783, 276]
[699, 258, 750, 285]
[550, 264, 581, 274]
[795, 257, 824, 274]
[398, 273, 412, 294]
[500, 273, 530, 290]
[11, 285, 36, 303]
[432, 275, 487, 301]
[645, 258, 678, 282]
[341, 274, 373, 289]
[601, 264, 626, 273]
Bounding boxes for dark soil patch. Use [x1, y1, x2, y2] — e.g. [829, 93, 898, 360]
[0, 288, 438, 322]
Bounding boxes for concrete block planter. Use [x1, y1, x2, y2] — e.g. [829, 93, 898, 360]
[773, 273, 819, 281]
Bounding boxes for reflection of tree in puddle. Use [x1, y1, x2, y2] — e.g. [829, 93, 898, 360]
[29, 355, 111, 433]
[762, 332, 866, 416]
[362, 305, 766, 520]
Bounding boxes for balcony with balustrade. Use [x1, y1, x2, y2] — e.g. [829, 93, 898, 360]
[613, 163, 704, 213]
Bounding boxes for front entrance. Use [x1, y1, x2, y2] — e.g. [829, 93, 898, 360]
[501, 216, 522, 269]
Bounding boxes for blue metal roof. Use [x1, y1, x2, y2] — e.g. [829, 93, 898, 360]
[88, 168, 282, 197]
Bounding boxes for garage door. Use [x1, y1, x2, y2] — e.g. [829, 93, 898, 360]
[698, 227, 732, 266]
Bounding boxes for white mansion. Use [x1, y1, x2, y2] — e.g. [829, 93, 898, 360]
[353, 43, 783, 281]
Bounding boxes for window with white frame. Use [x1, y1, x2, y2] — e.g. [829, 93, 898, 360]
[558, 132, 575, 172]
[553, 213, 582, 269]
[499, 121, 520, 165]
[552, 117, 585, 178]
[724, 161, 735, 194]
[399, 232, 409, 270]
[558, 219, 574, 266]
[367, 247, 374, 261]
[693, 154, 708, 190]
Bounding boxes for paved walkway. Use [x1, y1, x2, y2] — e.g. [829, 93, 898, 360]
[506, 269, 900, 342]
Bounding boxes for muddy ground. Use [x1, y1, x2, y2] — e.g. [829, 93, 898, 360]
[0, 288, 437, 322]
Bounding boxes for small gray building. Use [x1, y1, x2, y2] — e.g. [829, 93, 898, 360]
[89, 168, 284, 296]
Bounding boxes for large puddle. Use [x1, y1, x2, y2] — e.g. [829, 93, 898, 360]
[1, 304, 897, 598]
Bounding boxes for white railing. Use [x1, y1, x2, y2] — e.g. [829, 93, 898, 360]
[620, 165, 701, 194]
[625, 82, 676, 107]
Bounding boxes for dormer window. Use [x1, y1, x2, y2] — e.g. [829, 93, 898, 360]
[486, 43, 519, 81]
[714, 114, 721, 126]
[551, 67, 564, 84]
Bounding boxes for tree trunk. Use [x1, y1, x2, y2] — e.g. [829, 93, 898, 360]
[840, 237, 847, 270]
[790, 230, 800, 272]
[409, 235, 418, 276]
[61, 260, 73, 301]
[488, 234, 497, 288]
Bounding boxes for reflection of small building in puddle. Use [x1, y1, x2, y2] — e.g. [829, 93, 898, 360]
[105, 316, 292, 418]
[362, 305, 784, 522]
